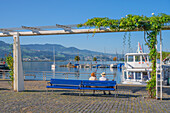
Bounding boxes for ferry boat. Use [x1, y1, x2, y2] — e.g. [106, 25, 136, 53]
[121, 42, 153, 85]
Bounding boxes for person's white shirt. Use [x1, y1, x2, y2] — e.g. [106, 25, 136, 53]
[89, 76, 97, 80]
[99, 76, 108, 81]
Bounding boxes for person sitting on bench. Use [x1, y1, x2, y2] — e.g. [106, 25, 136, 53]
[89, 72, 97, 80]
[89, 72, 97, 94]
[99, 72, 111, 95]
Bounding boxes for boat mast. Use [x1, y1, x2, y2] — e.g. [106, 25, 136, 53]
[53, 46, 55, 65]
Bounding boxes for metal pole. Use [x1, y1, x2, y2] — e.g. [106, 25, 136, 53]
[156, 34, 158, 99]
[160, 30, 163, 100]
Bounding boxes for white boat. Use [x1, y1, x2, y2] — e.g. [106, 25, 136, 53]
[121, 42, 152, 85]
[110, 63, 118, 68]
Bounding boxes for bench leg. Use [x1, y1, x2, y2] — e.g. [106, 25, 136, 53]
[93, 90, 95, 95]
[79, 90, 81, 96]
[46, 88, 48, 95]
[115, 90, 117, 98]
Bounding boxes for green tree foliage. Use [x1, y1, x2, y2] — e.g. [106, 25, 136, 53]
[5, 53, 14, 89]
[157, 51, 170, 60]
[78, 13, 170, 98]
[93, 57, 97, 61]
[74, 56, 80, 62]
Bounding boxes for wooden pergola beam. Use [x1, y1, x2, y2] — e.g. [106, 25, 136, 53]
[0, 26, 170, 37]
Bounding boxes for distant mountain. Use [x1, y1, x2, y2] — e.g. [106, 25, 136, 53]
[21, 43, 102, 55]
[0, 41, 12, 57]
[0, 41, 118, 61]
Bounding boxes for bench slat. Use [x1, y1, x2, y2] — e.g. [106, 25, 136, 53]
[46, 85, 79, 89]
[82, 84, 116, 87]
[83, 80, 116, 84]
[50, 79, 82, 85]
[80, 87, 115, 91]
[82, 80, 116, 87]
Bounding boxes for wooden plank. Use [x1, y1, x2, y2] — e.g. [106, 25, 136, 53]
[0, 26, 169, 37]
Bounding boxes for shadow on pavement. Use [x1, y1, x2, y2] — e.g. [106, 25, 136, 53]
[61, 92, 141, 98]
[162, 98, 170, 100]
[24, 89, 76, 93]
[118, 86, 170, 95]
[0, 88, 10, 90]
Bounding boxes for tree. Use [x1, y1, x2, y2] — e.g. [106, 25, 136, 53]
[93, 57, 97, 61]
[157, 51, 170, 60]
[113, 57, 117, 61]
[74, 56, 80, 62]
[5, 53, 14, 89]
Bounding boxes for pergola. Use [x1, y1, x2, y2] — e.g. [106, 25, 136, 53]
[0, 24, 170, 100]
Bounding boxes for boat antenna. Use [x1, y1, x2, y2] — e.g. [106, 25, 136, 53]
[104, 47, 106, 73]
[53, 46, 55, 65]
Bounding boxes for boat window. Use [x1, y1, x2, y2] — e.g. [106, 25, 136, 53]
[128, 56, 133, 62]
[143, 72, 149, 81]
[128, 72, 133, 79]
[135, 56, 140, 62]
[136, 72, 141, 80]
[142, 55, 148, 62]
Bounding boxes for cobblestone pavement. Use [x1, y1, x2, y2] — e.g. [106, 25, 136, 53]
[0, 80, 169, 113]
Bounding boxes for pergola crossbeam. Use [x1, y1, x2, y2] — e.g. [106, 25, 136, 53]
[56, 24, 72, 32]
[0, 29, 16, 34]
[0, 24, 169, 37]
[22, 26, 41, 34]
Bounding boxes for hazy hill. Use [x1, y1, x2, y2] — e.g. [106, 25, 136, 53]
[21, 44, 101, 55]
[0, 41, 117, 61]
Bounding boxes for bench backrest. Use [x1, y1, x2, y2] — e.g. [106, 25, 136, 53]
[82, 80, 116, 87]
[50, 79, 116, 87]
[50, 79, 82, 86]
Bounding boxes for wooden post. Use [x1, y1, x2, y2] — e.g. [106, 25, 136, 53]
[13, 33, 24, 92]
[160, 30, 163, 100]
[156, 34, 158, 99]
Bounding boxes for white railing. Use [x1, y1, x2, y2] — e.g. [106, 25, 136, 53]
[23, 71, 117, 81]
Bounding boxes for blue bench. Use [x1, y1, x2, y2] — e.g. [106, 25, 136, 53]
[46, 79, 82, 89]
[46, 79, 117, 96]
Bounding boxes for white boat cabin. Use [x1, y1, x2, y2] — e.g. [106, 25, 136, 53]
[122, 53, 152, 84]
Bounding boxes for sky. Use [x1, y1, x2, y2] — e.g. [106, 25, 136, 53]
[0, 0, 169, 54]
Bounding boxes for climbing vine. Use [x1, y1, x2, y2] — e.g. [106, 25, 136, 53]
[78, 13, 170, 98]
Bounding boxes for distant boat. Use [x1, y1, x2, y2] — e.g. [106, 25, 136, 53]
[51, 47, 55, 70]
[110, 63, 118, 68]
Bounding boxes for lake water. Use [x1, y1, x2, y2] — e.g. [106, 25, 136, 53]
[22, 61, 123, 83]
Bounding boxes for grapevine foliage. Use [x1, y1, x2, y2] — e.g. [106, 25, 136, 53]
[78, 13, 170, 98]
